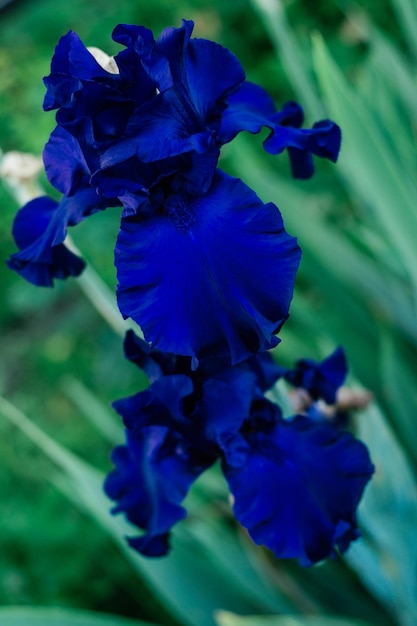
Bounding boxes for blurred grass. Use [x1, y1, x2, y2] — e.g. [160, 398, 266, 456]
[1, 0, 417, 626]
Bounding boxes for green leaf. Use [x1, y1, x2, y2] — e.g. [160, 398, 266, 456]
[365, 27, 417, 125]
[388, 0, 417, 60]
[0, 607, 156, 626]
[215, 612, 375, 626]
[62, 376, 123, 445]
[312, 35, 417, 292]
[249, 0, 323, 120]
[379, 330, 417, 465]
[345, 403, 417, 625]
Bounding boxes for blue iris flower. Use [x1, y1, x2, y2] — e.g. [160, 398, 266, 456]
[100, 20, 341, 196]
[105, 332, 374, 564]
[8, 20, 372, 565]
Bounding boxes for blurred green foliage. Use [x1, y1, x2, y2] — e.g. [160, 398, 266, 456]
[1, 1, 417, 626]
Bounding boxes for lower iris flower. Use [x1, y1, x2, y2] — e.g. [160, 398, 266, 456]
[105, 333, 374, 562]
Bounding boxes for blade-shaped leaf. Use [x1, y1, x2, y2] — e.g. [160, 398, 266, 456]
[0, 607, 155, 626]
[312, 35, 417, 291]
[215, 611, 375, 626]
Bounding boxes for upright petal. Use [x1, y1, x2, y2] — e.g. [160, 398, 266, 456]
[43, 30, 115, 111]
[224, 413, 374, 565]
[115, 170, 301, 363]
[101, 20, 244, 192]
[143, 20, 245, 119]
[283, 347, 347, 404]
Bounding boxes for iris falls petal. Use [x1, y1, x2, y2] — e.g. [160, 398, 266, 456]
[115, 170, 301, 363]
[104, 425, 212, 556]
[224, 413, 374, 566]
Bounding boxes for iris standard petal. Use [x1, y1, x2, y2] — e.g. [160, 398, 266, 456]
[143, 19, 245, 118]
[115, 170, 301, 363]
[43, 30, 114, 111]
[43, 127, 90, 196]
[224, 413, 374, 566]
[101, 20, 243, 191]
[104, 425, 212, 556]
[284, 347, 347, 404]
[100, 88, 217, 167]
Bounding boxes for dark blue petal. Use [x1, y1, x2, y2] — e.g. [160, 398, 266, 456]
[179, 27, 245, 121]
[43, 127, 89, 196]
[219, 81, 279, 144]
[220, 82, 341, 178]
[143, 20, 245, 118]
[115, 331, 257, 464]
[101, 20, 244, 192]
[7, 197, 84, 286]
[123, 329, 180, 381]
[284, 347, 347, 404]
[111, 24, 156, 104]
[113, 374, 193, 432]
[264, 119, 341, 179]
[101, 89, 217, 165]
[7, 187, 107, 287]
[247, 351, 286, 392]
[116, 170, 301, 363]
[224, 413, 374, 565]
[197, 376, 251, 466]
[91, 157, 171, 215]
[43, 31, 114, 111]
[104, 425, 212, 556]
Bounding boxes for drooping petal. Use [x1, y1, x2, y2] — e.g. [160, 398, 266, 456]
[115, 170, 301, 363]
[224, 413, 374, 566]
[219, 81, 285, 143]
[7, 196, 83, 286]
[196, 376, 251, 466]
[264, 119, 342, 179]
[7, 187, 108, 287]
[104, 425, 212, 556]
[220, 82, 341, 178]
[283, 347, 347, 404]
